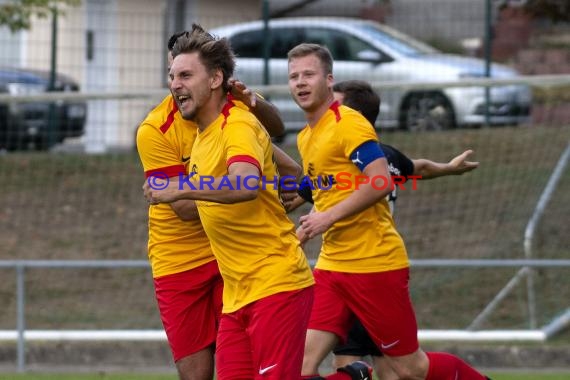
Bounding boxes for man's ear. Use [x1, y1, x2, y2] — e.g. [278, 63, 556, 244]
[211, 69, 224, 90]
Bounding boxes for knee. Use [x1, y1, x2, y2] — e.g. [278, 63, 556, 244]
[175, 350, 215, 380]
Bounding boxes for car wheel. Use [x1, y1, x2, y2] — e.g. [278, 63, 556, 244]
[400, 92, 456, 131]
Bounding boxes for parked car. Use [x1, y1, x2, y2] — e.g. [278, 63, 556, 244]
[211, 17, 531, 134]
[0, 67, 87, 150]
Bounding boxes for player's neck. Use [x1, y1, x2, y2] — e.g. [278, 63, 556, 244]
[306, 95, 335, 127]
[195, 90, 227, 131]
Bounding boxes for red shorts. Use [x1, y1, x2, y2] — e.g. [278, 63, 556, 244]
[215, 286, 314, 380]
[309, 268, 418, 356]
[153, 260, 223, 362]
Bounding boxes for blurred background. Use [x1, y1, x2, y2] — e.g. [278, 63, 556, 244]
[0, 0, 569, 375]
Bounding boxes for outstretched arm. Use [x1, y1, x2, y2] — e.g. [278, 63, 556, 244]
[228, 78, 285, 137]
[412, 149, 479, 179]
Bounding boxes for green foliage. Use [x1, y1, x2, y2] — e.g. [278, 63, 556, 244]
[0, 0, 80, 32]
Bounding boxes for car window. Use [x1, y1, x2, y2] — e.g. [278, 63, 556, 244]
[229, 27, 305, 59]
[355, 23, 438, 56]
[304, 27, 380, 61]
[270, 27, 305, 58]
[230, 30, 264, 58]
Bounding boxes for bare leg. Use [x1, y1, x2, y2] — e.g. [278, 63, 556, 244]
[175, 346, 215, 380]
[382, 348, 430, 380]
[332, 354, 363, 370]
[372, 355, 399, 380]
[302, 329, 339, 376]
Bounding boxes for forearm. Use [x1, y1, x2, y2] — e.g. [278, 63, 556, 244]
[327, 158, 391, 223]
[273, 144, 302, 180]
[327, 183, 389, 224]
[284, 194, 306, 213]
[252, 96, 285, 137]
[411, 150, 478, 179]
[412, 159, 452, 179]
[175, 175, 258, 204]
[228, 79, 285, 137]
[170, 200, 200, 221]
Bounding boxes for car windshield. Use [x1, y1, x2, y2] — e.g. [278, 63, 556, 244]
[355, 23, 439, 57]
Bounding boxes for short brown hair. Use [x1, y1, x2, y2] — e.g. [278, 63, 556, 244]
[287, 43, 333, 75]
[171, 24, 235, 93]
[333, 80, 380, 125]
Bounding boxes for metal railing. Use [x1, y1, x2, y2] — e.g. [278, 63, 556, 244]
[1, 258, 570, 372]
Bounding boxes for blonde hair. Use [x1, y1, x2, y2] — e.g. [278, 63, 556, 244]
[287, 43, 333, 75]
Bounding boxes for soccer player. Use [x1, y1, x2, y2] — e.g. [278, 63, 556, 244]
[143, 25, 315, 380]
[136, 31, 300, 380]
[284, 79, 478, 215]
[288, 43, 491, 380]
[285, 79, 479, 379]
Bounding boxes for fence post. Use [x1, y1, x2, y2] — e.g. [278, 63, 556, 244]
[524, 142, 570, 328]
[16, 264, 26, 372]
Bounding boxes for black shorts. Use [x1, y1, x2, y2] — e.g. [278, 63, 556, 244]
[333, 319, 383, 357]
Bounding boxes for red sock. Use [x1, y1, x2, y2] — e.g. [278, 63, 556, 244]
[426, 352, 487, 380]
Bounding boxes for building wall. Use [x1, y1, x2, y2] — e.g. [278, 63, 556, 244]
[3, 4, 86, 83]
[180, 0, 262, 29]
[0, 0, 23, 65]
[0, 28, 23, 66]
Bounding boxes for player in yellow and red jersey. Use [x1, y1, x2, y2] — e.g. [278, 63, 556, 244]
[142, 25, 314, 380]
[288, 43, 491, 380]
[136, 31, 300, 380]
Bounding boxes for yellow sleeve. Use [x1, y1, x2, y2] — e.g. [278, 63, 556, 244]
[338, 111, 379, 159]
[136, 123, 185, 178]
[222, 112, 265, 175]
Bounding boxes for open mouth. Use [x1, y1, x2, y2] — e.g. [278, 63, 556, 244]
[176, 94, 191, 106]
[297, 91, 310, 100]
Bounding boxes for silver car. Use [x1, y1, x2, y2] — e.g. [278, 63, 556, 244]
[211, 17, 531, 134]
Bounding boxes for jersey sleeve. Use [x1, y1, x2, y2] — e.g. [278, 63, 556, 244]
[338, 112, 380, 166]
[222, 113, 264, 175]
[136, 123, 185, 178]
[380, 143, 415, 180]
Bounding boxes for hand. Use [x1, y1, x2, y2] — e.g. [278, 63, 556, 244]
[281, 191, 306, 212]
[296, 225, 309, 247]
[143, 180, 182, 204]
[228, 77, 257, 108]
[449, 149, 479, 174]
[299, 211, 334, 239]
